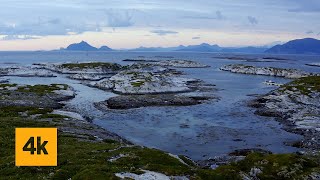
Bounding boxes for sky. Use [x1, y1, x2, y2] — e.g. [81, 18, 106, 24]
[0, 0, 319, 51]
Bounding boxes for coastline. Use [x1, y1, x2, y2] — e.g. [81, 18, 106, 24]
[0, 55, 319, 178]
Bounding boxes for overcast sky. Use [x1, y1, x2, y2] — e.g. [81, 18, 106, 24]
[0, 0, 319, 50]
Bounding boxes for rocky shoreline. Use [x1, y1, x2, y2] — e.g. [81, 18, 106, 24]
[0, 83, 127, 142]
[1, 60, 319, 179]
[34, 61, 123, 74]
[0, 83, 74, 109]
[220, 64, 320, 150]
[36, 60, 217, 109]
[122, 59, 210, 68]
[249, 76, 320, 150]
[0, 66, 56, 77]
[306, 63, 320, 67]
[220, 64, 316, 78]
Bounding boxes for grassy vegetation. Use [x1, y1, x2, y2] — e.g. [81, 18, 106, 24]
[17, 84, 67, 95]
[130, 81, 145, 87]
[0, 105, 319, 179]
[0, 83, 18, 90]
[178, 155, 197, 167]
[0, 106, 53, 117]
[242, 65, 255, 68]
[0, 83, 17, 88]
[0, 107, 204, 179]
[38, 113, 69, 120]
[280, 76, 320, 95]
[217, 153, 320, 180]
[60, 62, 122, 71]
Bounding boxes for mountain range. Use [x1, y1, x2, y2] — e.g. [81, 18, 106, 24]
[61, 38, 320, 54]
[127, 43, 269, 53]
[265, 38, 320, 54]
[60, 41, 112, 51]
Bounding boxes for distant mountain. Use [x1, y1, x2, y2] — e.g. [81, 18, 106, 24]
[129, 46, 184, 52]
[63, 41, 113, 51]
[66, 41, 98, 51]
[177, 43, 222, 52]
[221, 46, 268, 53]
[265, 38, 320, 54]
[99, 45, 112, 51]
[128, 43, 267, 53]
[60, 41, 271, 53]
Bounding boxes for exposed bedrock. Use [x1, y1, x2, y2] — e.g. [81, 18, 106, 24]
[220, 64, 317, 78]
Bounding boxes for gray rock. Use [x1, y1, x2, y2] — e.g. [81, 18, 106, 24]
[249, 77, 320, 149]
[96, 94, 213, 109]
[123, 59, 210, 68]
[220, 64, 315, 78]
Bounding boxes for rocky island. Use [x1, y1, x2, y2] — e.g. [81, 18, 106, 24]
[0, 66, 56, 77]
[36, 60, 216, 110]
[123, 59, 211, 68]
[96, 94, 213, 109]
[306, 63, 320, 67]
[220, 64, 316, 78]
[35, 62, 122, 75]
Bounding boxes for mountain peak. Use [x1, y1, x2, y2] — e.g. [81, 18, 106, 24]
[200, 43, 210, 46]
[80, 40, 88, 44]
[99, 45, 112, 51]
[65, 41, 113, 51]
[266, 38, 320, 54]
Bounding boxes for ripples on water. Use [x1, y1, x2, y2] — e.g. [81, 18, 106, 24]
[2, 51, 320, 160]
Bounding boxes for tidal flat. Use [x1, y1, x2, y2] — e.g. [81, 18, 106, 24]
[0, 51, 319, 179]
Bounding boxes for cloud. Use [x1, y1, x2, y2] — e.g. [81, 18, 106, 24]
[216, 11, 224, 20]
[318, 32, 320, 36]
[0, 0, 320, 50]
[247, 16, 258, 25]
[0, 35, 40, 41]
[150, 30, 178, 36]
[192, 36, 201, 39]
[0, 17, 102, 36]
[182, 10, 225, 20]
[288, 0, 320, 12]
[105, 9, 135, 27]
[306, 30, 314, 34]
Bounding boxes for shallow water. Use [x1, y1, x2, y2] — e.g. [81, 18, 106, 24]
[2, 51, 320, 160]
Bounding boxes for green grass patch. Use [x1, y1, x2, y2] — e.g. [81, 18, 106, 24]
[38, 113, 68, 119]
[178, 155, 197, 167]
[280, 76, 320, 95]
[60, 62, 122, 71]
[0, 83, 17, 88]
[0, 106, 53, 117]
[131, 81, 145, 87]
[17, 84, 67, 95]
[213, 153, 319, 180]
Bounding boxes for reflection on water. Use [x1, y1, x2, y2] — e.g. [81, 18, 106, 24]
[3, 51, 320, 160]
